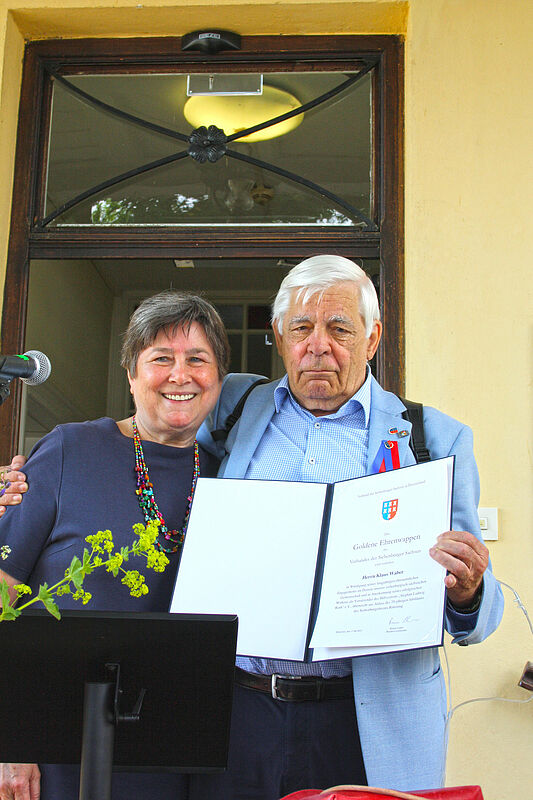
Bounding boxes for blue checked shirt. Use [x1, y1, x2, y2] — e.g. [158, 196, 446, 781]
[236, 370, 372, 678]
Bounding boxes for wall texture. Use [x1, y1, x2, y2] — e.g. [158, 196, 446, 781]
[25, 259, 113, 421]
[404, 3, 533, 795]
[0, 2, 531, 797]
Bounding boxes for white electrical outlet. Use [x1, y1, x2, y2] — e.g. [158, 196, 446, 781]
[478, 507, 499, 540]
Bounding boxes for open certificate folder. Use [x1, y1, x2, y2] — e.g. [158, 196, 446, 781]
[170, 457, 454, 660]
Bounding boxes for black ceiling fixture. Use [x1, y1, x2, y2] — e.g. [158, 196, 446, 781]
[181, 30, 241, 55]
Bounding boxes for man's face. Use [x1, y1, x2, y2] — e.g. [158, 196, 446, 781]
[273, 282, 382, 416]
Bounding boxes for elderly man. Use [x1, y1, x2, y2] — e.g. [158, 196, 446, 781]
[1, 255, 503, 798]
[197, 254, 503, 795]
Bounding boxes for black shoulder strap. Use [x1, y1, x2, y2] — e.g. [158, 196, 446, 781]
[211, 378, 271, 442]
[400, 398, 431, 463]
[211, 383, 430, 461]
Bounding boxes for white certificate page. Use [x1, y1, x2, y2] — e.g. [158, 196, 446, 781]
[170, 477, 328, 660]
[309, 457, 452, 650]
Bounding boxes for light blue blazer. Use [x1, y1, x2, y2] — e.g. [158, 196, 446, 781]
[198, 374, 504, 792]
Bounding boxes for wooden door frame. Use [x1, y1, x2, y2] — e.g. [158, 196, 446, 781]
[1, 34, 404, 461]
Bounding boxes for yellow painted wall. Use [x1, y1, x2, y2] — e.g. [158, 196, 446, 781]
[0, 2, 531, 798]
[0, 9, 23, 282]
[404, 4, 533, 796]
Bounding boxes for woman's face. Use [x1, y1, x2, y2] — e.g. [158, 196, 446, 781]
[128, 324, 222, 447]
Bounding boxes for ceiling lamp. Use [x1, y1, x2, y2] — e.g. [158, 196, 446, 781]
[183, 86, 303, 143]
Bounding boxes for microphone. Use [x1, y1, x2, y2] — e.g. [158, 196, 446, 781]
[0, 350, 52, 386]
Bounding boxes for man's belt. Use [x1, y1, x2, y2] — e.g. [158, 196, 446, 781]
[235, 667, 353, 702]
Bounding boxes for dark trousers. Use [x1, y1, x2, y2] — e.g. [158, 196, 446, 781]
[41, 683, 367, 799]
[190, 681, 368, 799]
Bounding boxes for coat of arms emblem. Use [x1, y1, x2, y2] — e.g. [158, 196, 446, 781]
[382, 498, 398, 520]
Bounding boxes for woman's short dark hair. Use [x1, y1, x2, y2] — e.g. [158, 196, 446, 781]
[121, 291, 230, 379]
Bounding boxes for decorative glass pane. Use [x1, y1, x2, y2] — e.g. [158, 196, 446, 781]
[43, 71, 373, 228]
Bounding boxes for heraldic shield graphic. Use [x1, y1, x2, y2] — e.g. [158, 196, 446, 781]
[382, 498, 398, 520]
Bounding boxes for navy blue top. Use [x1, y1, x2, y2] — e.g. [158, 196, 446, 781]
[0, 417, 219, 611]
[0, 418, 222, 798]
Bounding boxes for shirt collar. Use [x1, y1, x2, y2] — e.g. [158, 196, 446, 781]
[274, 367, 372, 426]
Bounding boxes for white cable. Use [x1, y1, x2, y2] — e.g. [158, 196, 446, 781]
[449, 692, 533, 716]
[441, 643, 452, 786]
[442, 578, 532, 784]
[497, 580, 533, 636]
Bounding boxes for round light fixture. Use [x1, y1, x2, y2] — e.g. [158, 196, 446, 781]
[183, 85, 303, 143]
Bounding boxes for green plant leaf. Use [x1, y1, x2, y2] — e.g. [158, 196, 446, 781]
[82, 548, 94, 575]
[0, 578, 11, 611]
[120, 546, 130, 562]
[67, 555, 85, 590]
[0, 604, 21, 621]
[37, 584, 61, 620]
[0, 579, 23, 621]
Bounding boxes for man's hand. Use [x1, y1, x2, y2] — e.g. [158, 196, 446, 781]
[0, 457, 28, 517]
[0, 763, 40, 800]
[429, 530, 489, 609]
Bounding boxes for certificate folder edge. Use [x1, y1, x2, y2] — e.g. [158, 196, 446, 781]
[303, 482, 335, 662]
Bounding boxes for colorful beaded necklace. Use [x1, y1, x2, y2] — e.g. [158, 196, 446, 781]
[132, 416, 200, 554]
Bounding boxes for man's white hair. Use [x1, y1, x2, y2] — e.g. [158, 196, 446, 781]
[272, 254, 380, 337]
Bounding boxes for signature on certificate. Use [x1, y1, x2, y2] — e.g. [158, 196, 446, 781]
[388, 615, 421, 626]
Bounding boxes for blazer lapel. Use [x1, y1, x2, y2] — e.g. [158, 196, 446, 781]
[366, 378, 416, 474]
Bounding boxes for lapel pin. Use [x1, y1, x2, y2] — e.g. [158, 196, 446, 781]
[388, 427, 398, 435]
[399, 429, 409, 438]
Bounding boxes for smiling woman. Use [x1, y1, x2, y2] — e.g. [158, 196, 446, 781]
[121, 324, 223, 447]
[0, 291, 233, 800]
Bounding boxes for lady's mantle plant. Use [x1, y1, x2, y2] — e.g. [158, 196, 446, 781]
[0, 521, 169, 622]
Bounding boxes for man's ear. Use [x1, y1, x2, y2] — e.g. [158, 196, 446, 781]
[272, 321, 284, 356]
[127, 369, 134, 395]
[366, 320, 382, 361]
